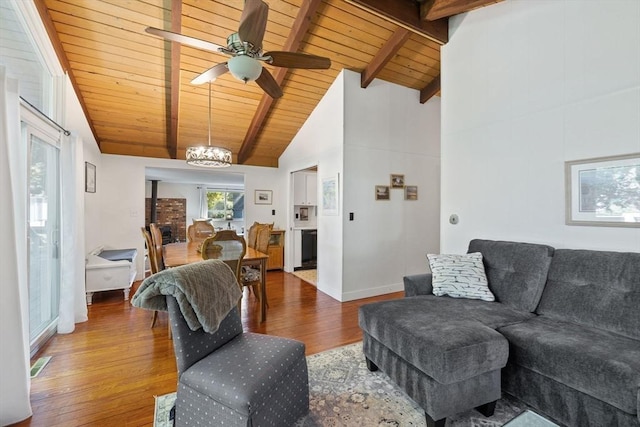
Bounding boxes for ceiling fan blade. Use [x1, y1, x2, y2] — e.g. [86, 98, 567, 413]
[255, 68, 283, 99]
[145, 27, 224, 53]
[191, 63, 229, 85]
[264, 51, 331, 69]
[238, 0, 269, 49]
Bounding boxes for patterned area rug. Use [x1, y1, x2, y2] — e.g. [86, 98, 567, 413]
[155, 342, 527, 426]
[292, 269, 317, 286]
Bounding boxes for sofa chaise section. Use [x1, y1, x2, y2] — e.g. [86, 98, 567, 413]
[360, 239, 555, 426]
[361, 239, 640, 427]
[500, 248, 640, 427]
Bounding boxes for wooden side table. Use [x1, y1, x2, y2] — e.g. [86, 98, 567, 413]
[267, 230, 285, 270]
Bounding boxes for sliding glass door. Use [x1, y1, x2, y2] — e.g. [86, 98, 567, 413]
[27, 128, 60, 351]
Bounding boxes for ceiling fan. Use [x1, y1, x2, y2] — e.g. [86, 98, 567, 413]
[146, 0, 331, 99]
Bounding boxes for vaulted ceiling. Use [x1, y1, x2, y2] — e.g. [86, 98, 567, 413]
[36, 0, 500, 167]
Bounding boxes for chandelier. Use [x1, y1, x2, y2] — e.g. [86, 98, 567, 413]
[186, 83, 232, 168]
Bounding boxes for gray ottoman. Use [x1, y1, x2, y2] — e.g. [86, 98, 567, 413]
[359, 297, 509, 427]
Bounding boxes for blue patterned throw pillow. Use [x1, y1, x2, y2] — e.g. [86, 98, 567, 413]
[427, 252, 494, 301]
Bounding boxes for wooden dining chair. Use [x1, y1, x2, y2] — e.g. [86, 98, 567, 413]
[187, 220, 215, 243]
[141, 227, 163, 328]
[242, 223, 271, 303]
[201, 230, 247, 312]
[246, 221, 273, 248]
[201, 230, 246, 280]
[149, 223, 165, 271]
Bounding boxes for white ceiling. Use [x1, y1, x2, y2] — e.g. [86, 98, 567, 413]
[145, 167, 244, 188]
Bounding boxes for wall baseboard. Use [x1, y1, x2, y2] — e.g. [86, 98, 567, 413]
[340, 282, 403, 302]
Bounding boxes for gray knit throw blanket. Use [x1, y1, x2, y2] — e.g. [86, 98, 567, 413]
[131, 260, 242, 333]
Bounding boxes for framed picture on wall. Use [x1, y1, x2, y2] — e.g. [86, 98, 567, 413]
[375, 185, 390, 200]
[565, 153, 640, 227]
[322, 174, 339, 216]
[300, 207, 309, 221]
[405, 185, 418, 200]
[390, 174, 405, 188]
[254, 190, 272, 205]
[85, 162, 96, 193]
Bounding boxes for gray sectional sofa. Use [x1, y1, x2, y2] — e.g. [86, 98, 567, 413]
[359, 239, 640, 427]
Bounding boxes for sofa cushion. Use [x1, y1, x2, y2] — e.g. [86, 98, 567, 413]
[537, 249, 640, 340]
[427, 253, 495, 301]
[499, 316, 640, 414]
[181, 332, 307, 415]
[421, 295, 536, 329]
[468, 239, 554, 312]
[359, 297, 509, 384]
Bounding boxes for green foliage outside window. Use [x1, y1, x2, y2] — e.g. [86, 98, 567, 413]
[580, 165, 639, 216]
[207, 191, 244, 219]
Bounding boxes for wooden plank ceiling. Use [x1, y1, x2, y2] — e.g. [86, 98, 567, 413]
[37, 0, 500, 167]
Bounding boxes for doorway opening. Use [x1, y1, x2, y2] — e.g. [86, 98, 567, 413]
[291, 166, 318, 274]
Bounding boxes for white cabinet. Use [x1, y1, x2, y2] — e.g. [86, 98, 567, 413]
[293, 229, 302, 268]
[306, 174, 317, 205]
[293, 172, 317, 205]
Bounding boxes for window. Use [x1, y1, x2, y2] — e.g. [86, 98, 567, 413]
[206, 190, 244, 220]
[0, 1, 61, 118]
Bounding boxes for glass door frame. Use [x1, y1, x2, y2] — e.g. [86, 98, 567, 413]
[21, 102, 62, 356]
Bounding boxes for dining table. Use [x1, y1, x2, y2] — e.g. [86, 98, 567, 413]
[163, 241, 270, 322]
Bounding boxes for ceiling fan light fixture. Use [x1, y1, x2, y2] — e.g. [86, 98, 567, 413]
[228, 55, 262, 82]
[186, 146, 232, 168]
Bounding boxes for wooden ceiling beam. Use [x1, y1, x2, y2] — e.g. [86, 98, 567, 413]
[344, 0, 448, 44]
[167, 0, 181, 159]
[237, 0, 324, 164]
[361, 27, 411, 88]
[34, 0, 100, 148]
[419, 74, 440, 103]
[420, 0, 500, 21]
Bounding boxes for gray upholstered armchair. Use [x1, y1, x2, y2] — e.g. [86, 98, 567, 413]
[166, 296, 309, 426]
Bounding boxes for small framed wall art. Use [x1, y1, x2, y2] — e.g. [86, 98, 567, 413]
[390, 174, 405, 188]
[375, 185, 390, 200]
[300, 207, 309, 221]
[85, 162, 96, 193]
[254, 189, 272, 205]
[405, 185, 418, 200]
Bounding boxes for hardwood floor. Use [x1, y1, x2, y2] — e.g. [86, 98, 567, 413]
[16, 272, 402, 427]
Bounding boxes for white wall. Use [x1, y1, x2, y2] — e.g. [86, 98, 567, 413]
[343, 70, 441, 300]
[63, 77, 102, 256]
[91, 154, 286, 280]
[441, 0, 640, 254]
[279, 72, 345, 300]
[280, 70, 442, 301]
